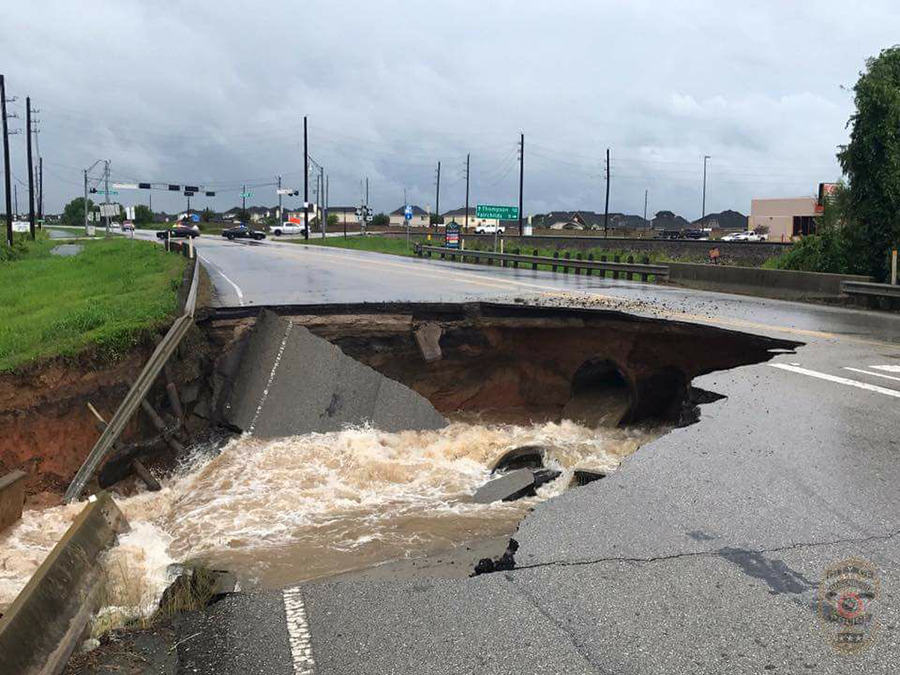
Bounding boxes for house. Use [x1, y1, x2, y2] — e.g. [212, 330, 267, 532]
[440, 207, 500, 230]
[328, 206, 360, 225]
[749, 198, 818, 242]
[390, 205, 429, 227]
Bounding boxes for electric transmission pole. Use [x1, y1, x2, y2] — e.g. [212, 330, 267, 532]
[26, 97, 35, 240]
[518, 134, 524, 235]
[434, 160, 441, 222]
[277, 175, 282, 223]
[464, 153, 470, 233]
[604, 148, 610, 236]
[104, 159, 110, 236]
[37, 157, 43, 228]
[242, 184, 246, 211]
[701, 155, 710, 220]
[644, 189, 649, 227]
[1, 75, 12, 246]
[303, 115, 309, 240]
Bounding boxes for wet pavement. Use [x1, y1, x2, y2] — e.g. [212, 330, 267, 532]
[135, 232, 900, 673]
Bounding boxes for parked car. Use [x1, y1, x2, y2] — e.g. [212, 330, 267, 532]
[655, 229, 682, 240]
[222, 224, 266, 241]
[746, 232, 768, 242]
[475, 224, 505, 234]
[156, 225, 199, 239]
[271, 221, 307, 236]
[721, 231, 750, 242]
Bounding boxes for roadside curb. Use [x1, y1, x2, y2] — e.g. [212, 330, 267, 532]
[0, 492, 128, 675]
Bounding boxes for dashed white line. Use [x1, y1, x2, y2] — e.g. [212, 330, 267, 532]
[198, 254, 245, 306]
[844, 367, 900, 383]
[769, 363, 900, 399]
[283, 587, 316, 675]
[248, 320, 293, 434]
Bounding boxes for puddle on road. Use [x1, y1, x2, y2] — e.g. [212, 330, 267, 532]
[0, 420, 657, 616]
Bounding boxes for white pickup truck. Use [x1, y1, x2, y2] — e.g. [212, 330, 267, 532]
[474, 224, 506, 234]
[271, 222, 308, 236]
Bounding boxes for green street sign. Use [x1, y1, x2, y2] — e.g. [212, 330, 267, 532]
[476, 204, 519, 220]
[240, 192, 253, 198]
[94, 190, 119, 196]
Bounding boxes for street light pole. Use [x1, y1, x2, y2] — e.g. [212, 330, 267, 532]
[701, 155, 710, 220]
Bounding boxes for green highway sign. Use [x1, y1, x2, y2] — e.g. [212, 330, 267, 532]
[240, 192, 253, 198]
[94, 190, 119, 196]
[475, 204, 519, 220]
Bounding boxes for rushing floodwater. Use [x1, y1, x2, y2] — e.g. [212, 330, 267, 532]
[0, 421, 658, 618]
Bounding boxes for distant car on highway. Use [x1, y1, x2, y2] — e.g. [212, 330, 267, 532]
[721, 231, 750, 242]
[222, 224, 266, 241]
[655, 229, 682, 240]
[156, 225, 199, 239]
[271, 221, 307, 236]
[475, 224, 505, 234]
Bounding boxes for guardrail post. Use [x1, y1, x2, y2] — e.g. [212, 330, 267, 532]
[564, 252, 570, 274]
[627, 255, 634, 280]
[575, 253, 582, 275]
[601, 255, 607, 278]
[587, 253, 593, 276]
[513, 248, 519, 268]
[641, 256, 649, 282]
[552, 251, 559, 273]
[532, 249, 538, 270]
[613, 255, 620, 280]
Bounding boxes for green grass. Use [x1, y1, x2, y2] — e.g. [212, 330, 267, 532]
[0, 233, 187, 371]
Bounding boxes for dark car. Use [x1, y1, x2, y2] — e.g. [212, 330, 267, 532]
[222, 224, 266, 241]
[655, 229, 681, 240]
[156, 225, 199, 239]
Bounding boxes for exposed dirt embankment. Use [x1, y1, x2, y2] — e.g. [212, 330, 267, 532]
[0, 351, 152, 496]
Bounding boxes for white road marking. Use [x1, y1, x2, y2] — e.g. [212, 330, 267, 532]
[843, 367, 900, 383]
[769, 363, 900, 399]
[283, 587, 316, 675]
[248, 320, 293, 434]
[871, 365, 900, 373]
[198, 254, 245, 306]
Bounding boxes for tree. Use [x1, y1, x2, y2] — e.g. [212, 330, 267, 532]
[200, 207, 214, 223]
[371, 213, 389, 228]
[134, 204, 153, 226]
[327, 214, 339, 229]
[430, 213, 444, 225]
[838, 46, 900, 280]
[62, 197, 94, 227]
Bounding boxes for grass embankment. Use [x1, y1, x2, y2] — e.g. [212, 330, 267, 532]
[291, 234, 418, 256]
[0, 233, 187, 371]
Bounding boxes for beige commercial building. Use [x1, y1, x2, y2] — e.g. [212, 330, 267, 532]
[749, 197, 818, 242]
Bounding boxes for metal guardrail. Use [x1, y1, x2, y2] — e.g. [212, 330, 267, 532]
[64, 257, 200, 503]
[841, 280, 900, 299]
[415, 245, 670, 281]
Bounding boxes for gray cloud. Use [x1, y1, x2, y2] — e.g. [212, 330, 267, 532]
[2, 0, 897, 219]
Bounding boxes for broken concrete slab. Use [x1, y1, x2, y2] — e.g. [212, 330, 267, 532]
[572, 469, 607, 487]
[414, 322, 443, 362]
[491, 445, 546, 474]
[223, 310, 446, 437]
[473, 469, 535, 504]
[533, 469, 562, 490]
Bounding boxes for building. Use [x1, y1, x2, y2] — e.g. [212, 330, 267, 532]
[329, 206, 360, 225]
[390, 205, 429, 227]
[441, 207, 499, 230]
[749, 197, 818, 242]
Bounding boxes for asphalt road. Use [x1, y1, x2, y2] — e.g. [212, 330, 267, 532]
[147, 232, 900, 673]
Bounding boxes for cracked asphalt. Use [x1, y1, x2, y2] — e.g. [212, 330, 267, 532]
[162, 238, 900, 674]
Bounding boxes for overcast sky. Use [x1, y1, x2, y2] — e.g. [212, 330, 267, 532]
[2, 0, 898, 218]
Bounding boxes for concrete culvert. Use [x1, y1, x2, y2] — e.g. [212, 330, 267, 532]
[632, 367, 689, 424]
[562, 358, 633, 427]
[491, 445, 546, 474]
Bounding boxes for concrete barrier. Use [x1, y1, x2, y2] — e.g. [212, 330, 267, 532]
[665, 262, 873, 301]
[0, 470, 27, 533]
[0, 492, 128, 675]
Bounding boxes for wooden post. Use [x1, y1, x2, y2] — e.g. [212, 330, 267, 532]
[613, 255, 620, 280]
[564, 251, 570, 274]
[532, 249, 538, 270]
[575, 252, 582, 275]
[641, 256, 650, 282]
[587, 253, 593, 276]
[552, 251, 559, 273]
[627, 255, 634, 280]
[601, 255, 607, 278]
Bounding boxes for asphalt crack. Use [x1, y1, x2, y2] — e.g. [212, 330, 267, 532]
[509, 527, 900, 573]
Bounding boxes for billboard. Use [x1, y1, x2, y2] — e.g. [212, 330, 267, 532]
[817, 183, 839, 210]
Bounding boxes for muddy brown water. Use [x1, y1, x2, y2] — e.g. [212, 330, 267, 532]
[0, 420, 659, 618]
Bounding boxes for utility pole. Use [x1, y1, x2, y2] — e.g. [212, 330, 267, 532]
[434, 160, 441, 222]
[464, 153, 470, 233]
[0, 75, 12, 247]
[604, 148, 610, 236]
[365, 176, 369, 207]
[14, 184, 18, 218]
[242, 184, 246, 212]
[277, 175, 282, 223]
[83, 169, 88, 235]
[26, 97, 35, 240]
[103, 159, 110, 236]
[701, 155, 710, 220]
[518, 133, 524, 235]
[37, 157, 43, 228]
[303, 115, 309, 240]
[644, 189, 649, 228]
[324, 173, 328, 239]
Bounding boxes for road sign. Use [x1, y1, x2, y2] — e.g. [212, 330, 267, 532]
[476, 204, 518, 220]
[404, 205, 413, 220]
[112, 182, 138, 190]
[91, 189, 119, 196]
[100, 203, 120, 217]
[276, 188, 299, 196]
[445, 221, 460, 249]
[240, 192, 253, 198]
[125, 206, 135, 220]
